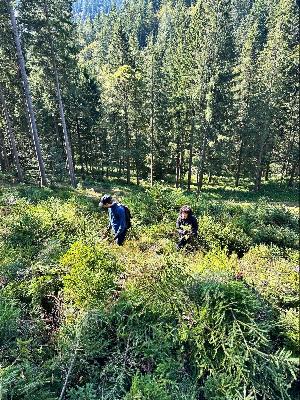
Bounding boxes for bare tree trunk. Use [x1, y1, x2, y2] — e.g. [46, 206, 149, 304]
[264, 154, 271, 181]
[187, 111, 194, 192]
[124, 97, 130, 184]
[235, 138, 244, 187]
[150, 52, 154, 187]
[0, 85, 23, 181]
[254, 134, 268, 191]
[254, 146, 264, 191]
[8, 0, 47, 186]
[175, 134, 180, 188]
[288, 160, 298, 188]
[0, 128, 9, 171]
[42, 2, 76, 187]
[135, 131, 140, 186]
[179, 148, 184, 187]
[264, 140, 275, 181]
[76, 118, 85, 178]
[280, 130, 296, 182]
[197, 129, 208, 194]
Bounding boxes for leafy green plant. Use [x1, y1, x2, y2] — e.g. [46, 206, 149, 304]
[67, 383, 98, 400]
[62, 241, 122, 308]
[183, 279, 296, 399]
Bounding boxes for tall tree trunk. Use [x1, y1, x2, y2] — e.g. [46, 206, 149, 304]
[124, 96, 130, 184]
[264, 140, 274, 181]
[179, 136, 184, 188]
[288, 160, 298, 188]
[187, 110, 194, 192]
[254, 134, 268, 191]
[8, 0, 47, 186]
[175, 134, 180, 188]
[0, 85, 23, 181]
[175, 112, 183, 188]
[76, 118, 85, 178]
[197, 128, 208, 193]
[264, 152, 272, 181]
[0, 128, 9, 171]
[235, 138, 244, 187]
[135, 131, 140, 186]
[280, 129, 296, 182]
[150, 52, 154, 187]
[43, 2, 76, 187]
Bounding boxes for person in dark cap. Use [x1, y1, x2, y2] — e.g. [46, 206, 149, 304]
[176, 205, 198, 250]
[99, 194, 127, 245]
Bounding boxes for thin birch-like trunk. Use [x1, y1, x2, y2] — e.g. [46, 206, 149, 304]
[43, 2, 76, 187]
[8, 0, 47, 186]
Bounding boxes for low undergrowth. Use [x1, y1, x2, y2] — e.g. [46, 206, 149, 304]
[0, 181, 298, 399]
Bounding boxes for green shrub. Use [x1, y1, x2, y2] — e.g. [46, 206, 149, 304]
[0, 181, 298, 400]
[0, 296, 20, 346]
[239, 245, 298, 307]
[62, 241, 122, 308]
[0, 361, 58, 400]
[182, 279, 296, 399]
[67, 383, 97, 400]
[250, 225, 298, 249]
[125, 374, 172, 400]
[198, 216, 252, 256]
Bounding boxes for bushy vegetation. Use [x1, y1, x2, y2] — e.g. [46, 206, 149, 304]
[0, 181, 298, 399]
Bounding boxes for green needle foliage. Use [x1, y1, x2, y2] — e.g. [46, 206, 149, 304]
[0, 180, 298, 399]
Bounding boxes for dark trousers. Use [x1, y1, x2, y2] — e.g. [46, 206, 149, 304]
[177, 236, 189, 250]
[177, 235, 197, 250]
[115, 229, 127, 246]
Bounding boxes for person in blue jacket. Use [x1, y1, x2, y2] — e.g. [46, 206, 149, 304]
[99, 194, 127, 245]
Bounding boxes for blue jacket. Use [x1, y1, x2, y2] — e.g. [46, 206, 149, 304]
[108, 202, 127, 238]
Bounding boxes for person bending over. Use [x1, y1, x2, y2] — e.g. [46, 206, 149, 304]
[99, 194, 127, 246]
[176, 205, 198, 250]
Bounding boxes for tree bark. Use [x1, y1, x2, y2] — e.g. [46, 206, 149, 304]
[124, 94, 130, 184]
[0, 128, 9, 171]
[43, 2, 76, 188]
[235, 138, 244, 187]
[280, 130, 296, 182]
[288, 160, 298, 188]
[254, 134, 268, 191]
[76, 118, 85, 178]
[0, 85, 23, 181]
[187, 110, 194, 192]
[8, 0, 47, 186]
[175, 134, 180, 188]
[150, 51, 154, 187]
[197, 128, 208, 193]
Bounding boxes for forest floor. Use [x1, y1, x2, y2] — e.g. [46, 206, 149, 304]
[0, 177, 299, 400]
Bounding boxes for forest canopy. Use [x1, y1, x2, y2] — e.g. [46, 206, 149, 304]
[0, 0, 299, 190]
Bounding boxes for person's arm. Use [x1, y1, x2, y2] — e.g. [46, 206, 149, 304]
[191, 216, 198, 236]
[176, 217, 185, 235]
[114, 206, 126, 238]
[101, 211, 111, 239]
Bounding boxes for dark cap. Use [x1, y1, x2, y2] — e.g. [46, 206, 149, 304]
[99, 194, 112, 207]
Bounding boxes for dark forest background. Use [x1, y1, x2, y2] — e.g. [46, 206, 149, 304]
[0, 0, 299, 191]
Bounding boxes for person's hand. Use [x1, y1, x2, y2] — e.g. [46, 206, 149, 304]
[101, 230, 110, 240]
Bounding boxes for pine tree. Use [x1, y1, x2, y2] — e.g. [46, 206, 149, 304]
[6, 0, 48, 186]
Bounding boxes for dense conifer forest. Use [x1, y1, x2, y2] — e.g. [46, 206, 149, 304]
[0, 0, 299, 188]
[0, 0, 299, 399]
